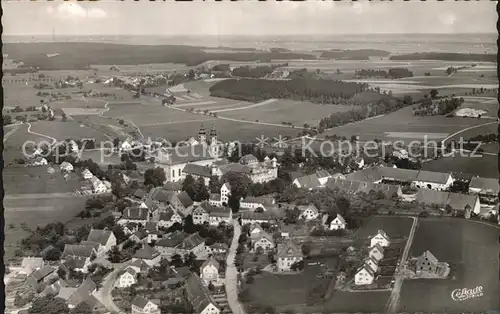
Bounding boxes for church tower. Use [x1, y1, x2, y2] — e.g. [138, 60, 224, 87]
[210, 125, 217, 145]
[198, 125, 207, 144]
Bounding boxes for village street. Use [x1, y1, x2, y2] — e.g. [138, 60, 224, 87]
[96, 261, 132, 314]
[225, 219, 246, 314]
[385, 216, 419, 313]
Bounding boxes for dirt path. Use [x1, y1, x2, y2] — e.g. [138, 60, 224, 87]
[25, 122, 57, 146]
[212, 98, 278, 113]
[225, 219, 246, 314]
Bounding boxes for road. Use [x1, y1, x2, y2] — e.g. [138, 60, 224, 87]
[440, 120, 499, 146]
[225, 219, 246, 314]
[25, 122, 57, 146]
[95, 261, 132, 314]
[385, 216, 418, 313]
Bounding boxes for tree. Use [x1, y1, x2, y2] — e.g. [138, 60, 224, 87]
[113, 138, 120, 148]
[429, 89, 439, 99]
[188, 69, 196, 80]
[61, 113, 67, 122]
[195, 177, 210, 201]
[70, 302, 93, 314]
[182, 175, 197, 199]
[228, 194, 241, 213]
[111, 181, 122, 198]
[183, 215, 197, 234]
[107, 246, 122, 263]
[208, 176, 221, 193]
[119, 119, 124, 125]
[144, 167, 166, 187]
[29, 296, 69, 314]
[170, 254, 183, 267]
[301, 243, 311, 256]
[3, 114, 12, 125]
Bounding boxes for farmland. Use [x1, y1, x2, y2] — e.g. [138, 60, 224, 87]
[354, 215, 414, 240]
[27, 120, 111, 142]
[399, 218, 500, 313]
[4, 166, 83, 195]
[421, 154, 498, 179]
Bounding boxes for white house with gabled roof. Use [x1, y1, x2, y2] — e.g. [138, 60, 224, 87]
[298, 204, 319, 221]
[364, 256, 379, 273]
[370, 230, 390, 248]
[82, 168, 93, 180]
[60, 161, 74, 172]
[355, 264, 375, 285]
[324, 213, 347, 230]
[368, 243, 385, 261]
[220, 182, 231, 204]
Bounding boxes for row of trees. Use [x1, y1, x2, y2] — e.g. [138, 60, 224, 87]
[413, 97, 464, 116]
[209, 78, 368, 103]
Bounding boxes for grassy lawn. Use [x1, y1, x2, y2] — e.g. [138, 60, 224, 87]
[4, 166, 83, 194]
[242, 252, 271, 271]
[399, 218, 500, 313]
[421, 154, 498, 179]
[28, 120, 111, 142]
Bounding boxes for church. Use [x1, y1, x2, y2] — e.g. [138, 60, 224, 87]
[153, 125, 221, 183]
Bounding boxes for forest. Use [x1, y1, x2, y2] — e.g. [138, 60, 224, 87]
[390, 52, 496, 62]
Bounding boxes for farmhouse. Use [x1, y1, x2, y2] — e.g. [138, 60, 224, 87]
[293, 173, 322, 190]
[61, 245, 97, 273]
[240, 194, 275, 211]
[132, 245, 162, 267]
[369, 243, 385, 261]
[415, 250, 439, 274]
[354, 265, 375, 285]
[85, 229, 116, 254]
[416, 189, 481, 217]
[322, 213, 347, 230]
[200, 257, 220, 286]
[155, 231, 206, 259]
[157, 207, 183, 228]
[128, 229, 148, 244]
[413, 170, 453, 191]
[148, 188, 194, 216]
[182, 163, 213, 186]
[252, 231, 275, 253]
[119, 207, 150, 226]
[370, 230, 390, 248]
[276, 241, 303, 272]
[66, 278, 99, 309]
[326, 178, 402, 199]
[185, 273, 221, 314]
[298, 204, 320, 221]
[131, 296, 161, 314]
[468, 176, 499, 204]
[25, 265, 56, 289]
[240, 210, 283, 225]
[116, 268, 138, 288]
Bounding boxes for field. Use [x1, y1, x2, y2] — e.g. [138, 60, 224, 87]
[421, 154, 498, 179]
[455, 96, 498, 117]
[399, 218, 500, 312]
[4, 166, 83, 195]
[28, 120, 111, 142]
[354, 215, 414, 240]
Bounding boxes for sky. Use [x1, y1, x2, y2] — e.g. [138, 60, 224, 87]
[2, 1, 497, 36]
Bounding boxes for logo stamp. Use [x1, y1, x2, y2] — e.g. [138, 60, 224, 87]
[451, 286, 484, 302]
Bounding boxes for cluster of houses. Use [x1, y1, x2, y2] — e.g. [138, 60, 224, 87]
[81, 168, 112, 195]
[354, 230, 391, 286]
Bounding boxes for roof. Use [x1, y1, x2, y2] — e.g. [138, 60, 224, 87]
[469, 176, 499, 194]
[133, 245, 160, 260]
[185, 273, 219, 313]
[149, 188, 175, 203]
[64, 257, 88, 270]
[179, 233, 205, 250]
[331, 213, 346, 225]
[297, 204, 319, 214]
[294, 173, 322, 189]
[201, 257, 220, 271]
[122, 207, 149, 220]
[62, 244, 95, 259]
[378, 167, 419, 182]
[79, 241, 101, 251]
[157, 144, 216, 165]
[419, 250, 439, 264]
[57, 287, 78, 301]
[276, 241, 302, 259]
[316, 170, 331, 179]
[122, 267, 137, 278]
[239, 154, 259, 165]
[416, 189, 449, 206]
[356, 264, 375, 277]
[163, 181, 182, 191]
[447, 193, 478, 211]
[159, 207, 176, 221]
[145, 221, 159, 232]
[254, 231, 274, 245]
[415, 170, 451, 184]
[219, 163, 252, 175]
[30, 265, 55, 281]
[87, 229, 113, 246]
[209, 242, 228, 250]
[156, 231, 188, 248]
[209, 193, 221, 201]
[240, 211, 280, 221]
[183, 163, 212, 177]
[241, 194, 275, 206]
[131, 296, 152, 309]
[345, 167, 383, 183]
[60, 161, 73, 168]
[374, 230, 389, 240]
[68, 278, 97, 308]
[288, 171, 306, 181]
[132, 229, 148, 240]
[177, 191, 194, 208]
[370, 243, 385, 254]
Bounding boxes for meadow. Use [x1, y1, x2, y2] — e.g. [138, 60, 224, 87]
[28, 120, 111, 142]
[354, 215, 414, 240]
[421, 154, 498, 179]
[399, 218, 500, 313]
[4, 166, 83, 195]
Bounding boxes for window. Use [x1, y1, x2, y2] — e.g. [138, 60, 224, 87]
[178, 169, 181, 177]
[172, 170, 175, 178]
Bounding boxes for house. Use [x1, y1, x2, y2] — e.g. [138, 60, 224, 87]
[31, 157, 48, 166]
[316, 170, 333, 186]
[19, 257, 44, 276]
[206, 243, 228, 255]
[416, 189, 481, 217]
[415, 250, 439, 274]
[24, 265, 55, 289]
[220, 182, 231, 204]
[323, 213, 347, 230]
[158, 207, 183, 229]
[132, 245, 162, 267]
[133, 189, 147, 200]
[86, 229, 116, 254]
[364, 256, 379, 273]
[276, 241, 303, 272]
[183, 163, 213, 186]
[192, 202, 211, 225]
[118, 207, 150, 226]
[192, 201, 231, 226]
[370, 230, 390, 248]
[60, 161, 74, 172]
[239, 194, 275, 211]
[240, 211, 282, 225]
[131, 296, 161, 314]
[67, 278, 98, 309]
[128, 259, 150, 274]
[252, 232, 275, 253]
[249, 223, 265, 239]
[163, 181, 183, 193]
[82, 168, 93, 180]
[61, 244, 97, 273]
[298, 204, 320, 221]
[354, 265, 375, 285]
[116, 268, 138, 288]
[145, 222, 164, 243]
[368, 243, 385, 261]
[200, 257, 220, 286]
[156, 231, 206, 259]
[90, 176, 108, 194]
[293, 173, 322, 190]
[129, 229, 148, 244]
[185, 273, 221, 314]
[469, 176, 499, 203]
[413, 170, 454, 191]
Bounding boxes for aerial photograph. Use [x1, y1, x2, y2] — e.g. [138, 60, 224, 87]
[2, 1, 499, 314]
